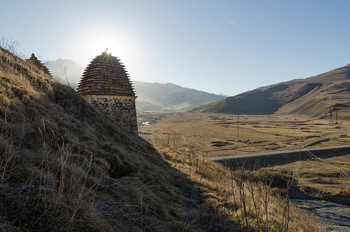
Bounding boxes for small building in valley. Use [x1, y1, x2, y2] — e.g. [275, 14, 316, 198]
[77, 50, 138, 133]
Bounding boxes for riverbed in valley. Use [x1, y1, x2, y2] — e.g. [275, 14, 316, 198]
[292, 199, 350, 231]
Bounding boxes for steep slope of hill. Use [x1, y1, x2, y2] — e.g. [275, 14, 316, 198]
[194, 64, 350, 118]
[0, 47, 321, 231]
[0, 48, 236, 231]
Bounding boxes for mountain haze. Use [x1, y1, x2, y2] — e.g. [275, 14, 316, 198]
[134, 81, 225, 112]
[194, 64, 350, 118]
[45, 59, 84, 86]
[46, 59, 225, 112]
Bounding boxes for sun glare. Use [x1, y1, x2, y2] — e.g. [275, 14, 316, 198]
[88, 35, 120, 57]
[79, 29, 138, 67]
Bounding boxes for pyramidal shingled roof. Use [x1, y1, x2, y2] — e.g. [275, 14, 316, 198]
[77, 51, 135, 97]
[26, 53, 51, 76]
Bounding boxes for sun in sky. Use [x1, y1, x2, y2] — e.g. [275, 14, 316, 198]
[3, 0, 350, 96]
[79, 29, 136, 66]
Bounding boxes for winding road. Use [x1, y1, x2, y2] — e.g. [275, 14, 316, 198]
[211, 144, 350, 162]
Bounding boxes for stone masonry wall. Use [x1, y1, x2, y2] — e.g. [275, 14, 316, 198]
[86, 95, 138, 133]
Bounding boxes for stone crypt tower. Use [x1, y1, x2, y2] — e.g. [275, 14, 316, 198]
[77, 50, 138, 133]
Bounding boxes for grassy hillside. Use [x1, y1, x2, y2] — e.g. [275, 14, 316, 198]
[193, 64, 350, 118]
[0, 47, 320, 231]
[0, 47, 223, 231]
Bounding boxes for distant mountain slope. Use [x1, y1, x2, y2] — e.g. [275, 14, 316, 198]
[193, 64, 350, 118]
[133, 81, 225, 111]
[45, 58, 84, 87]
[45, 59, 225, 112]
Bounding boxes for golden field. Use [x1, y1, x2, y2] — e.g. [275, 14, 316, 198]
[140, 112, 350, 202]
[140, 112, 350, 157]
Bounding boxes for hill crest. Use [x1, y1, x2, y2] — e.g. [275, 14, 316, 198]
[45, 59, 225, 112]
[193, 63, 350, 118]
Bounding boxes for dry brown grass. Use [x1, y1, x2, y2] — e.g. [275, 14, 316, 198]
[0, 46, 327, 231]
[140, 112, 350, 157]
[1, 47, 245, 231]
[267, 154, 350, 201]
[155, 145, 323, 231]
[140, 112, 350, 230]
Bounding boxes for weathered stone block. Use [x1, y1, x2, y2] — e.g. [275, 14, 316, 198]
[86, 95, 138, 133]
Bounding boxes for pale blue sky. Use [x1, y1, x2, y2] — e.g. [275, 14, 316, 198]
[2, 0, 350, 95]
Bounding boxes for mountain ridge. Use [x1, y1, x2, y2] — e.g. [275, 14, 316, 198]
[46, 59, 225, 112]
[45, 58, 84, 86]
[193, 63, 350, 118]
[133, 81, 225, 111]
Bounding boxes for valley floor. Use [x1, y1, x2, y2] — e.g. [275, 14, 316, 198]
[140, 112, 350, 157]
[140, 112, 350, 231]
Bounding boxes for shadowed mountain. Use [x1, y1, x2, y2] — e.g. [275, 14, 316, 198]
[45, 59, 225, 112]
[193, 64, 350, 118]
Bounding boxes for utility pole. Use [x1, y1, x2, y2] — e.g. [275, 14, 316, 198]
[237, 115, 240, 141]
[329, 106, 333, 125]
[335, 110, 338, 124]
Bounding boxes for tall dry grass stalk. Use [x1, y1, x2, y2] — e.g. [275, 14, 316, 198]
[147, 134, 324, 231]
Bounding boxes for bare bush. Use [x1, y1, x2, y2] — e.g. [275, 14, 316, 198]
[0, 37, 26, 59]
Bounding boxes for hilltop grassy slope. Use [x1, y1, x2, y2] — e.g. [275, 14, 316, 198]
[193, 64, 350, 118]
[0, 47, 321, 231]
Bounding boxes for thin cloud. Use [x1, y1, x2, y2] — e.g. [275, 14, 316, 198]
[227, 21, 235, 25]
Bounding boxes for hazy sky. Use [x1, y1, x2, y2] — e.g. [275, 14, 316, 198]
[2, 0, 350, 95]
